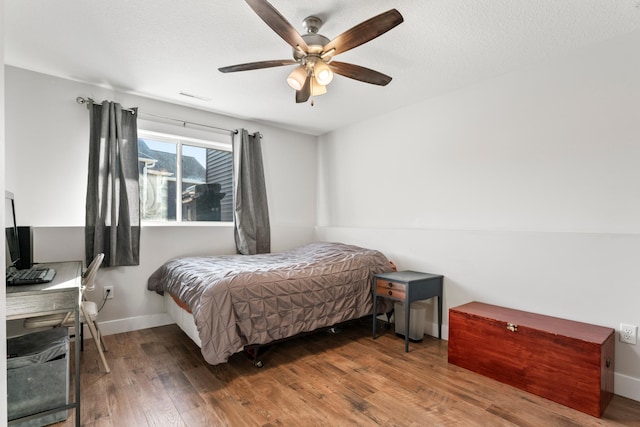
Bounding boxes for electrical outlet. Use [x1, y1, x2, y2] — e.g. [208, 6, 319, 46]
[620, 323, 637, 345]
[104, 285, 114, 300]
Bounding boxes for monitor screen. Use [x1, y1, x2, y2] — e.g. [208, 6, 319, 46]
[5, 191, 20, 268]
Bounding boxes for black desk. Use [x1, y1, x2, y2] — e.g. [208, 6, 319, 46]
[6, 261, 82, 427]
[372, 270, 443, 352]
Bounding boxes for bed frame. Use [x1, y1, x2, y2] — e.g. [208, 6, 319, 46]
[165, 292, 393, 367]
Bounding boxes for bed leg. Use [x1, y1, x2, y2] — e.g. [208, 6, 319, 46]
[245, 346, 264, 368]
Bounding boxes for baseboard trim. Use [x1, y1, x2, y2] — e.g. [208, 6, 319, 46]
[615, 372, 640, 402]
[96, 313, 174, 337]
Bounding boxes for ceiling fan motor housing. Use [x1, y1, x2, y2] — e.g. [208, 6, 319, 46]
[293, 18, 330, 61]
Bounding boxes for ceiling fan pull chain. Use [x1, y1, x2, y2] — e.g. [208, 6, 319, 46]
[309, 76, 316, 106]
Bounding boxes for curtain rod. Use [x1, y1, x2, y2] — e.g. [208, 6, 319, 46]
[76, 96, 239, 135]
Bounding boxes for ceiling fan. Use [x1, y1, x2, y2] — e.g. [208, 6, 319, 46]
[218, 0, 404, 104]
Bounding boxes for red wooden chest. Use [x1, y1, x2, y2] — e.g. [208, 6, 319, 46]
[448, 301, 615, 417]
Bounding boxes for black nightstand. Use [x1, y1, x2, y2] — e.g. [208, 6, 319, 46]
[372, 270, 443, 352]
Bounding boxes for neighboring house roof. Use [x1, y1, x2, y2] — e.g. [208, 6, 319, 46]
[138, 139, 205, 182]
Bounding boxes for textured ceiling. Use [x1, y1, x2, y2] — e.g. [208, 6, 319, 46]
[5, 0, 640, 135]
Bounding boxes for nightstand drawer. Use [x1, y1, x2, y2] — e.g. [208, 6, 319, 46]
[376, 279, 406, 301]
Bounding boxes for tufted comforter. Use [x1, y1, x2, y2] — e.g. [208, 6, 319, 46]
[147, 242, 393, 365]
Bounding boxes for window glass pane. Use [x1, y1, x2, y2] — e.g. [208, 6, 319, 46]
[181, 144, 234, 222]
[138, 131, 233, 224]
[138, 138, 177, 221]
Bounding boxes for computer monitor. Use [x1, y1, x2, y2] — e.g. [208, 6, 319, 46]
[5, 191, 21, 269]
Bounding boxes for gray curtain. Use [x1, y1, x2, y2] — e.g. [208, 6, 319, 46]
[85, 100, 140, 266]
[233, 129, 270, 254]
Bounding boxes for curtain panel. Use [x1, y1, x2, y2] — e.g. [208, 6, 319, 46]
[85, 100, 140, 266]
[233, 129, 271, 255]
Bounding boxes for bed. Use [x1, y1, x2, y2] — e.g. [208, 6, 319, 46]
[147, 241, 393, 365]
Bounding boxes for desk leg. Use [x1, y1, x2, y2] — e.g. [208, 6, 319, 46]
[404, 301, 410, 353]
[75, 307, 81, 427]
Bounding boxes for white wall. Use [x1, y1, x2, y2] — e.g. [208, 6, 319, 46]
[4, 66, 317, 335]
[317, 31, 640, 401]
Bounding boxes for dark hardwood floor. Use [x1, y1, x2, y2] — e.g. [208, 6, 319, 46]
[54, 320, 640, 426]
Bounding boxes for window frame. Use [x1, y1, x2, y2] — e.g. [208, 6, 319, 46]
[138, 129, 234, 226]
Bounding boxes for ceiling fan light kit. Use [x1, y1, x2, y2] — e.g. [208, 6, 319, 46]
[287, 66, 307, 91]
[219, 0, 404, 105]
[313, 60, 334, 86]
[310, 81, 327, 96]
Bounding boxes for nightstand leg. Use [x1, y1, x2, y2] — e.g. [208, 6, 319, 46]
[404, 301, 410, 352]
[437, 295, 443, 339]
[372, 293, 377, 340]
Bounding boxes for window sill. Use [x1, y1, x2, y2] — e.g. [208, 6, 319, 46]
[141, 221, 234, 228]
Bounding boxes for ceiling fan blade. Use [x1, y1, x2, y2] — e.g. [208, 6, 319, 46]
[322, 9, 403, 57]
[330, 61, 392, 86]
[296, 75, 311, 103]
[218, 59, 297, 73]
[245, 0, 309, 52]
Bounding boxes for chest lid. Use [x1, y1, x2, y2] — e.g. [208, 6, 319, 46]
[451, 301, 613, 345]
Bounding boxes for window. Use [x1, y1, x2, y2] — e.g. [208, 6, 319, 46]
[138, 130, 233, 223]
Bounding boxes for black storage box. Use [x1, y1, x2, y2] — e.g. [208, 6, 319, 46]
[7, 328, 70, 427]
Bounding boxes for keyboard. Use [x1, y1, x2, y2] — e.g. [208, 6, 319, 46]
[6, 267, 56, 285]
